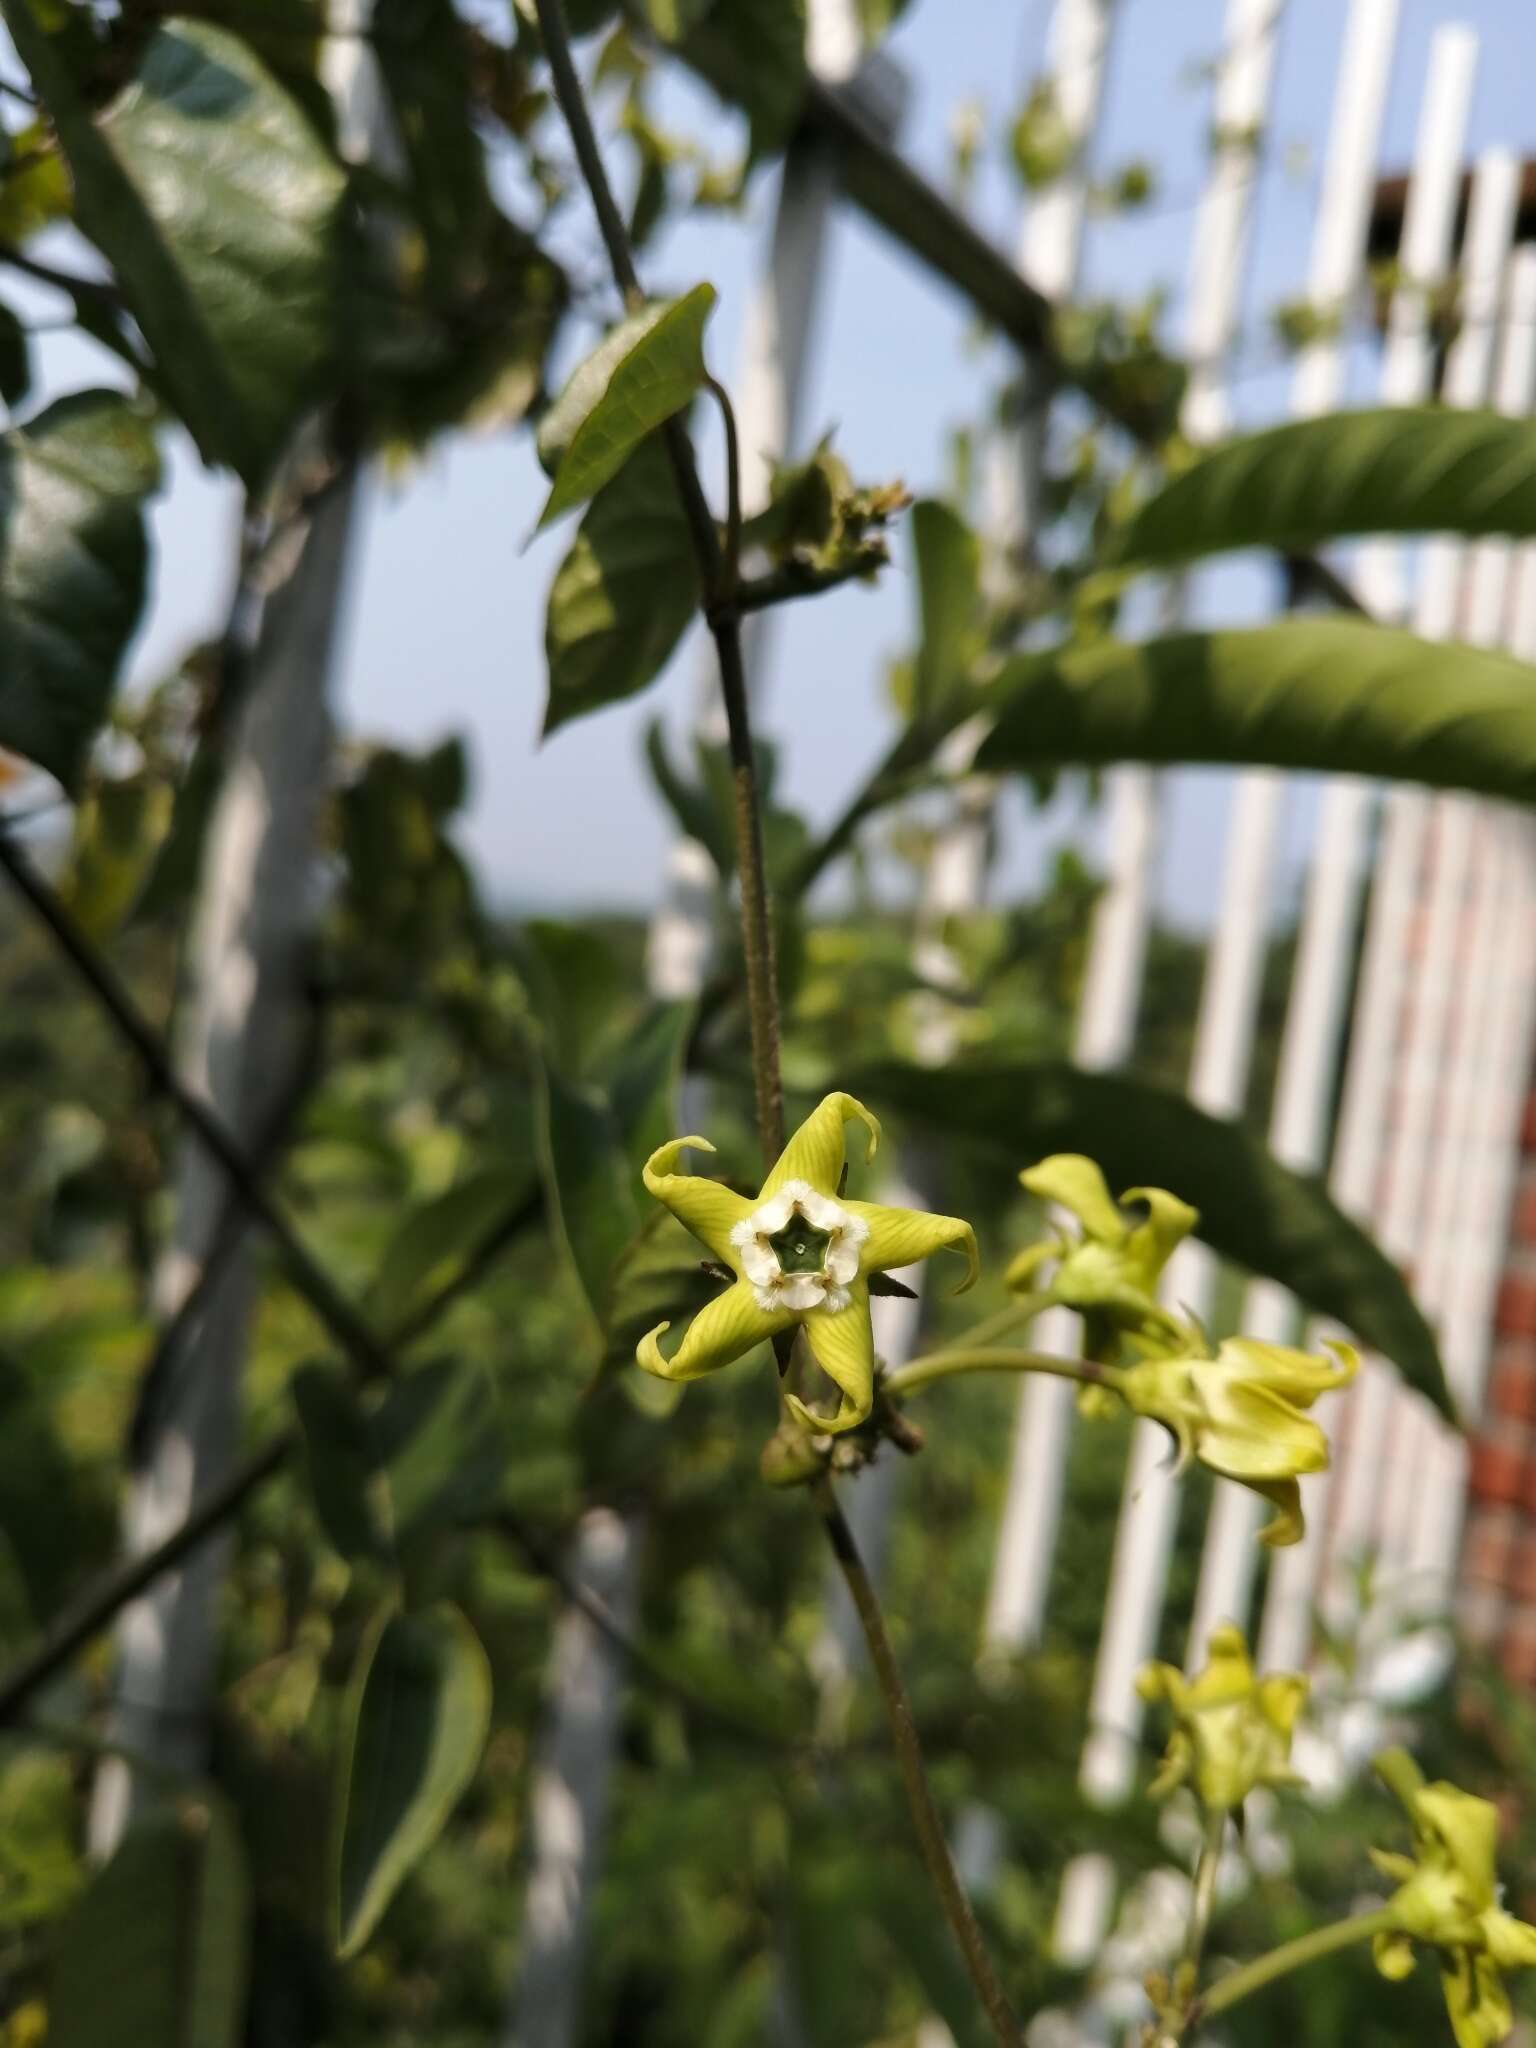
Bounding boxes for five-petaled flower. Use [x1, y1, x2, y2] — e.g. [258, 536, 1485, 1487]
[1118, 1333, 1358, 1546]
[1371, 1747, 1536, 2048]
[1137, 1622, 1307, 1814]
[637, 1091, 977, 1434]
[1005, 1153, 1194, 1342]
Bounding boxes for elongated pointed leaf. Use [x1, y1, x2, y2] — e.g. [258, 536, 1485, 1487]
[910, 498, 980, 721]
[976, 620, 1536, 806]
[333, 1603, 492, 1956]
[1112, 407, 1536, 571]
[544, 436, 700, 734]
[0, 392, 159, 789]
[535, 1063, 640, 1328]
[537, 284, 716, 528]
[857, 1059, 1453, 1421]
[50, 1794, 249, 2048]
[4, 10, 346, 486]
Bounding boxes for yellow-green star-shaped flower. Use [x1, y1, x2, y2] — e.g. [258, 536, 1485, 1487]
[1118, 1333, 1358, 1546]
[1371, 1748, 1536, 2048]
[1137, 1622, 1307, 1814]
[637, 1091, 978, 1434]
[1005, 1153, 1194, 1336]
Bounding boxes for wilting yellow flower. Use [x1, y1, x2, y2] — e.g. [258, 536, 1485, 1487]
[1371, 1748, 1536, 2048]
[637, 1091, 977, 1434]
[1137, 1622, 1307, 1813]
[1118, 1334, 1358, 1545]
[1005, 1153, 1194, 1336]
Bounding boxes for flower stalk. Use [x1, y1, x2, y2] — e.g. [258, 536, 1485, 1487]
[532, 3, 1021, 2037]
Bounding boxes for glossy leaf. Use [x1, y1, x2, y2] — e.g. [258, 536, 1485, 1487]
[857, 1058, 1453, 1421]
[294, 1359, 507, 1564]
[366, 1166, 533, 1333]
[976, 620, 1536, 807]
[535, 1063, 640, 1328]
[544, 435, 700, 734]
[4, 11, 346, 485]
[605, 999, 694, 1172]
[332, 1603, 492, 1956]
[1112, 407, 1536, 571]
[50, 1794, 249, 2048]
[0, 392, 160, 790]
[536, 284, 716, 528]
[910, 498, 980, 721]
[0, 301, 28, 408]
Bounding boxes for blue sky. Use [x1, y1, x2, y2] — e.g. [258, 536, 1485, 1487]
[94, 0, 1536, 926]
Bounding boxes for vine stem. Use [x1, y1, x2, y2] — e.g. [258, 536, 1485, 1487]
[884, 1346, 1122, 1402]
[1182, 1907, 1396, 2031]
[0, 828, 394, 1387]
[532, 3, 1015, 2036]
[815, 1479, 1025, 2047]
[1182, 1811, 1226, 1974]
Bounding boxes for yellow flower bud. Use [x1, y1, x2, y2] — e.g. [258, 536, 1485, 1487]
[1371, 1748, 1536, 2048]
[1118, 1334, 1357, 1546]
[1137, 1622, 1306, 1815]
[1006, 1154, 1194, 1347]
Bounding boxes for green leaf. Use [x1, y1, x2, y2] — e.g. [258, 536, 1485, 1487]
[678, 0, 807, 161]
[544, 435, 700, 734]
[536, 284, 716, 528]
[976, 620, 1536, 806]
[3, 11, 346, 486]
[604, 999, 693, 1172]
[0, 392, 160, 790]
[332, 1602, 492, 1956]
[365, 1166, 532, 1333]
[62, 771, 174, 937]
[856, 1058, 1454, 1421]
[293, 1359, 508, 1564]
[1112, 408, 1536, 571]
[910, 498, 980, 721]
[535, 1062, 640, 1329]
[50, 1793, 249, 2048]
[0, 301, 29, 408]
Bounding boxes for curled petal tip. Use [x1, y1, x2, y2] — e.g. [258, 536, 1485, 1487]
[636, 1321, 672, 1377]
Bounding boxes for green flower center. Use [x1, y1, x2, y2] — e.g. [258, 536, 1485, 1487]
[768, 1215, 833, 1274]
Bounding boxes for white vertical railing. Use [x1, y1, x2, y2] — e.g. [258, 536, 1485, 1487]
[1255, 21, 1480, 1675]
[1046, 0, 1298, 1963]
[972, 0, 1119, 1672]
[1313, 140, 1517, 1635]
[1387, 233, 1536, 1619]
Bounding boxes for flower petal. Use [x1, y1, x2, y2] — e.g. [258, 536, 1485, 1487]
[636, 1278, 792, 1383]
[1441, 1948, 1512, 2048]
[1198, 1379, 1330, 1480]
[1004, 1239, 1058, 1293]
[1121, 1184, 1198, 1285]
[1215, 1337, 1359, 1407]
[760, 1092, 880, 1200]
[1251, 1477, 1304, 1548]
[787, 1284, 876, 1434]
[1416, 1785, 1500, 1905]
[1485, 1908, 1536, 1971]
[843, 1200, 979, 1291]
[1020, 1154, 1126, 1241]
[642, 1137, 755, 1267]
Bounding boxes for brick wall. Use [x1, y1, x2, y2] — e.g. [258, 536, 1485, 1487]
[1462, 1088, 1536, 1684]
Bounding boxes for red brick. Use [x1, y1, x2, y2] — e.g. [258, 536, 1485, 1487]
[1512, 1184, 1536, 1245]
[1521, 1092, 1536, 1150]
[1489, 1348, 1536, 1423]
[1457, 1580, 1505, 1649]
[1505, 1609, 1536, 1689]
[1471, 1430, 1528, 1508]
[1463, 1507, 1520, 1588]
[1510, 1534, 1536, 1604]
[1497, 1276, 1536, 1338]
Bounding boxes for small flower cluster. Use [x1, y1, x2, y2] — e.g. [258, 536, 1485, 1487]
[1009, 1154, 1355, 1546]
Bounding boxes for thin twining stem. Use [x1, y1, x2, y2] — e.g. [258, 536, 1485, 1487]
[530, 6, 1019, 2040]
[884, 1345, 1122, 1402]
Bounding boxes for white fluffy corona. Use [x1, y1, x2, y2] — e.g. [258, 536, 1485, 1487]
[729, 1178, 868, 1313]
